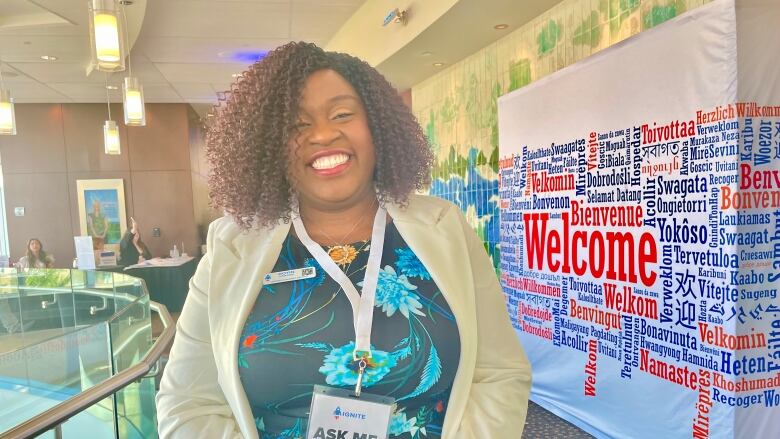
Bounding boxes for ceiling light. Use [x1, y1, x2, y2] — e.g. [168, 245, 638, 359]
[120, 0, 145, 127]
[0, 90, 17, 136]
[89, 0, 126, 72]
[0, 62, 16, 136]
[123, 76, 145, 126]
[104, 78, 121, 154]
[106, 85, 118, 90]
[231, 51, 267, 62]
[494, 24, 509, 30]
[420, 51, 433, 57]
[40, 55, 58, 61]
[433, 62, 445, 67]
[104, 120, 121, 154]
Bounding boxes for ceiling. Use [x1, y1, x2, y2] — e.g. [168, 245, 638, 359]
[378, 0, 563, 90]
[1, 0, 563, 110]
[0, 0, 364, 104]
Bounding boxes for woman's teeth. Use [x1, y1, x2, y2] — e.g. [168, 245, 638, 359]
[311, 153, 350, 170]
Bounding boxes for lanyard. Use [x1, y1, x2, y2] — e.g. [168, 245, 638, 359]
[291, 205, 387, 362]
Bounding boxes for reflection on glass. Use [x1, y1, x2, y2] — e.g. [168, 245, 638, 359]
[0, 268, 156, 437]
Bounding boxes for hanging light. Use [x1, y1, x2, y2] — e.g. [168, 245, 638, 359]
[104, 120, 121, 154]
[104, 78, 121, 155]
[122, 77, 145, 126]
[0, 90, 16, 136]
[89, 0, 126, 72]
[0, 63, 16, 136]
[120, 3, 145, 126]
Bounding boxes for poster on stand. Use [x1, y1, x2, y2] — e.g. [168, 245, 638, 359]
[498, 0, 780, 437]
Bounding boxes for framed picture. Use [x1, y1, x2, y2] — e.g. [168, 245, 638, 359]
[76, 179, 127, 252]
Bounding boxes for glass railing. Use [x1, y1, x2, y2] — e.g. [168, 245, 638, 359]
[0, 268, 173, 439]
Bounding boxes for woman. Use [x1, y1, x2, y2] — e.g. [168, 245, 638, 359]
[87, 199, 109, 249]
[157, 42, 530, 439]
[119, 217, 152, 266]
[17, 238, 54, 268]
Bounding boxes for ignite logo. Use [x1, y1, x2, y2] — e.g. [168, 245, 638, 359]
[332, 406, 367, 421]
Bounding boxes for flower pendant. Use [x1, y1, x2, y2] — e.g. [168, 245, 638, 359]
[327, 244, 358, 266]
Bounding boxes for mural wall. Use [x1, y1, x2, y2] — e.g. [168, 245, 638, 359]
[412, 0, 714, 269]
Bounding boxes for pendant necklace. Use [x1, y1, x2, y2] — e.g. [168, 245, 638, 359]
[309, 200, 376, 264]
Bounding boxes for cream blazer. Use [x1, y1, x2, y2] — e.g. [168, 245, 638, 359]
[156, 194, 531, 438]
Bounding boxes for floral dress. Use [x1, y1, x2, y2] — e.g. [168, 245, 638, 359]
[238, 222, 460, 439]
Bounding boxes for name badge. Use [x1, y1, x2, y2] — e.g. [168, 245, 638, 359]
[263, 267, 316, 285]
[307, 385, 394, 439]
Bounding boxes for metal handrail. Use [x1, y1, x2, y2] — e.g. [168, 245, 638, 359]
[0, 300, 175, 439]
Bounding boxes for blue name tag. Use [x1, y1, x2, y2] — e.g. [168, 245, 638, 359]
[263, 267, 316, 285]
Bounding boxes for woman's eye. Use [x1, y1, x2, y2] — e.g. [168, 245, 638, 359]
[294, 121, 311, 129]
[333, 112, 353, 120]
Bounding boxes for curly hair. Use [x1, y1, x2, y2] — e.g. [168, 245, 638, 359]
[206, 42, 433, 230]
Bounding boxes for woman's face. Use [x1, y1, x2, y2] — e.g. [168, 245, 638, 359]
[29, 240, 41, 253]
[287, 69, 376, 209]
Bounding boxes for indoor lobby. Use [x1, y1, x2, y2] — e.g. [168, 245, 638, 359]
[0, 0, 778, 438]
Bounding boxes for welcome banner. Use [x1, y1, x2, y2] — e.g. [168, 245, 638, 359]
[497, 0, 780, 437]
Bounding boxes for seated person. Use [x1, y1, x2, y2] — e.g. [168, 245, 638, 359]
[119, 217, 152, 266]
[17, 238, 54, 268]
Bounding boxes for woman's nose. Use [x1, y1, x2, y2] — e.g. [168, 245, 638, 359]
[307, 120, 341, 146]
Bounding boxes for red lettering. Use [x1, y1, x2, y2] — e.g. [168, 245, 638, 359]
[741, 163, 780, 190]
[548, 229, 561, 271]
[524, 213, 548, 270]
[572, 231, 587, 276]
[523, 212, 658, 287]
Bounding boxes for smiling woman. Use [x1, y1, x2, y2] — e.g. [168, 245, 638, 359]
[205, 42, 432, 230]
[156, 42, 531, 439]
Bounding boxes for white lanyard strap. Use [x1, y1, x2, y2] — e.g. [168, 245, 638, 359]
[292, 205, 387, 358]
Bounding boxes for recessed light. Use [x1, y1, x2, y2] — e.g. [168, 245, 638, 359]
[420, 51, 433, 57]
[40, 55, 58, 61]
[494, 24, 509, 30]
[106, 85, 119, 90]
[218, 50, 267, 62]
[433, 62, 445, 67]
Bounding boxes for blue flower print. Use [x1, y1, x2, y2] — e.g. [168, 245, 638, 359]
[319, 342, 397, 387]
[395, 248, 432, 280]
[363, 266, 425, 318]
[389, 409, 417, 436]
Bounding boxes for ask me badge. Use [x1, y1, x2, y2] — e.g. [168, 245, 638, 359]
[307, 385, 394, 439]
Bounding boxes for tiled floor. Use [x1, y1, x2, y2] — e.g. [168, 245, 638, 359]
[522, 402, 594, 438]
